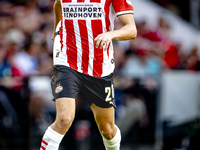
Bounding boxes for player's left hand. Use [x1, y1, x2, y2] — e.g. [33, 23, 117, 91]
[94, 33, 113, 50]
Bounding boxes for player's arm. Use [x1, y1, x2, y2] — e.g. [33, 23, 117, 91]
[52, 0, 62, 41]
[94, 13, 137, 50]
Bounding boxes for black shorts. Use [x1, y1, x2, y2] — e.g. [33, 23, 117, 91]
[51, 65, 116, 108]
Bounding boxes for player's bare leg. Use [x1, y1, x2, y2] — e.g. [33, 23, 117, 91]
[51, 97, 76, 134]
[40, 98, 76, 150]
[91, 103, 121, 150]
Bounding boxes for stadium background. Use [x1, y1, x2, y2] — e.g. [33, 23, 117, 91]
[0, 0, 200, 150]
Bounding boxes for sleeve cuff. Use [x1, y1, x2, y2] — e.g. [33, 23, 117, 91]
[116, 11, 134, 17]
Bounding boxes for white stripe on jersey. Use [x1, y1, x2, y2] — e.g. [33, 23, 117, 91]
[85, 0, 94, 76]
[109, 4, 115, 31]
[62, 19, 69, 66]
[71, 0, 83, 73]
[73, 19, 83, 73]
[101, 0, 109, 77]
[101, 0, 107, 33]
[87, 19, 94, 76]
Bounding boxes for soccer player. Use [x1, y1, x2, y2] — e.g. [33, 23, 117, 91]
[40, 0, 137, 149]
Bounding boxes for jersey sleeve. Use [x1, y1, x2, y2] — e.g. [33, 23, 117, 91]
[112, 0, 134, 17]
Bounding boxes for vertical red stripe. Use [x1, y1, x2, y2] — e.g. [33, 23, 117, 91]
[107, 44, 110, 57]
[104, 0, 112, 57]
[65, 20, 78, 71]
[104, 0, 111, 32]
[60, 12, 63, 52]
[90, 0, 105, 77]
[91, 20, 103, 77]
[78, 20, 89, 74]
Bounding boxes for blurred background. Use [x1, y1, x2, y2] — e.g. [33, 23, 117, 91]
[0, 0, 200, 150]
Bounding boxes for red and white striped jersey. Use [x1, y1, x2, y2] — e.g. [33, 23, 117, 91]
[53, 0, 134, 77]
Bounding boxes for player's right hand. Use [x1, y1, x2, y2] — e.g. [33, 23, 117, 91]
[94, 32, 113, 51]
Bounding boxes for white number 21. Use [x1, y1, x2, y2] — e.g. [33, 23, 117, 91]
[105, 84, 114, 102]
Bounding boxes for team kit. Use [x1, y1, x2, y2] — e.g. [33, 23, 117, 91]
[40, 0, 136, 149]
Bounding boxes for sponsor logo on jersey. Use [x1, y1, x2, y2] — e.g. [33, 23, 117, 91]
[62, 3, 103, 20]
[55, 85, 63, 93]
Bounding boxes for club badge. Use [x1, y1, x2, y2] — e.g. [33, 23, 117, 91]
[55, 85, 63, 93]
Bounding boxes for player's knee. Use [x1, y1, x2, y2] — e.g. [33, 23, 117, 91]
[57, 113, 74, 128]
[99, 123, 115, 140]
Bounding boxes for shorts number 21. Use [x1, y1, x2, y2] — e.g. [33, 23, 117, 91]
[105, 84, 114, 102]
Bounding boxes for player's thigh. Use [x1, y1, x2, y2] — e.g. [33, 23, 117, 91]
[90, 103, 115, 130]
[55, 97, 76, 122]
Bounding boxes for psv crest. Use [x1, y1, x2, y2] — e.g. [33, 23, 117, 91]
[55, 84, 63, 93]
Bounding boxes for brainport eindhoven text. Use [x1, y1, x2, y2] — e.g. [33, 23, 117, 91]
[63, 6, 103, 18]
